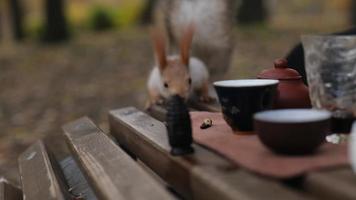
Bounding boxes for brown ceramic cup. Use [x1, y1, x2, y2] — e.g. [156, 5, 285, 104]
[254, 109, 331, 155]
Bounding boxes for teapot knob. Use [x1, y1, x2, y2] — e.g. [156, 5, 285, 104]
[274, 58, 288, 69]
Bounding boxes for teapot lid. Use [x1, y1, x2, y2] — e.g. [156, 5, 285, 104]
[258, 59, 302, 80]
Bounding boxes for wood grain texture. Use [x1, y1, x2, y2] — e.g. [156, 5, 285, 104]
[305, 167, 356, 200]
[109, 107, 311, 200]
[18, 140, 69, 200]
[0, 180, 22, 200]
[62, 117, 174, 200]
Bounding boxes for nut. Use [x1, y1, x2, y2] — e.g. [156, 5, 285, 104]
[200, 118, 213, 129]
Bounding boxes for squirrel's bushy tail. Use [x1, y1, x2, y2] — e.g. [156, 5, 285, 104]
[154, 0, 236, 81]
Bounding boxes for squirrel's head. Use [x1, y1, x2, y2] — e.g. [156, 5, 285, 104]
[151, 24, 194, 99]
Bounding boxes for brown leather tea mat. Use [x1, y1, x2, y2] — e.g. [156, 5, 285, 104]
[191, 111, 348, 178]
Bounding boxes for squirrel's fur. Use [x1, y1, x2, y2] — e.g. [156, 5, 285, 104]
[154, 0, 236, 80]
[146, 26, 212, 108]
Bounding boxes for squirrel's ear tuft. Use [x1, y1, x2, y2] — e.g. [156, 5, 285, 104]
[150, 27, 167, 72]
[180, 23, 195, 66]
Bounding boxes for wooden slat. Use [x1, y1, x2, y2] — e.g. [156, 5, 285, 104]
[62, 117, 174, 200]
[18, 140, 69, 200]
[136, 160, 168, 189]
[146, 104, 167, 121]
[109, 107, 312, 200]
[0, 180, 22, 200]
[147, 101, 219, 122]
[304, 167, 356, 200]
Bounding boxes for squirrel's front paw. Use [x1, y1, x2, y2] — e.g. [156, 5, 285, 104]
[199, 95, 215, 103]
[156, 98, 165, 105]
[145, 98, 165, 110]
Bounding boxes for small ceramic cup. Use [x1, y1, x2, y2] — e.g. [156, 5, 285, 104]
[214, 79, 279, 132]
[254, 109, 331, 155]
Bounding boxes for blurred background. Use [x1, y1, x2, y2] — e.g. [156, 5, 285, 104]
[0, 0, 355, 182]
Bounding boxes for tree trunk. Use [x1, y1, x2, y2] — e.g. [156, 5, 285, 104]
[140, 0, 157, 25]
[350, 0, 356, 25]
[8, 0, 24, 40]
[43, 0, 69, 42]
[237, 0, 268, 25]
[0, 8, 2, 40]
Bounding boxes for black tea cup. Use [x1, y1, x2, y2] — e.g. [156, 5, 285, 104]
[214, 79, 279, 132]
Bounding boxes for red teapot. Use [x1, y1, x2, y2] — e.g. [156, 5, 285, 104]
[257, 59, 311, 109]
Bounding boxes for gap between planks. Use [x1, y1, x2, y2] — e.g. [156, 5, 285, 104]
[18, 140, 70, 200]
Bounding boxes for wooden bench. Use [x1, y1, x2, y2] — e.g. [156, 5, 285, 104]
[16, 117, 175, 200]
[62, 117, 173, 200]
[5, 103, 356, 200]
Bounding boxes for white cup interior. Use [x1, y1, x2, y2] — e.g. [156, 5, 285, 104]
[254, 109, 331, 123]
[214, 79, 279, 88]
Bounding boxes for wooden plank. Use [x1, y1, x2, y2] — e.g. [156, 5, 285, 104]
[304, 167, 356, 200]
[18, 140, 69, 200]
[109, 107, 312, 200]
[146, 104, 167, 121]
[0, 179, 22, 200]
[136, 160, 167, 189]
[147, 101, 218, 122]
[62, 117, 174, 200]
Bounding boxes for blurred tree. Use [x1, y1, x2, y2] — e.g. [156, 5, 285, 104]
[0, 8, 2, 40]
[350, 0, 356, 25]
[88, 6, 115, 31]
[237, 0, 268, 25]
[42, 0, 69, 42]
[8, 0, 24, 40]
[140, 0, 157, 25]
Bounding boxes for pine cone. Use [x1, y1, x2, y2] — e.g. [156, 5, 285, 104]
[166, 95, 194, 155]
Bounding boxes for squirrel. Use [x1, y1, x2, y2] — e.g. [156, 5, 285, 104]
[146, 25, 213, 109]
